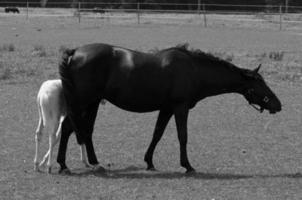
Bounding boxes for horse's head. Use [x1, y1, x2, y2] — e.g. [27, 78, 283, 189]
[241, 64, 281, 114]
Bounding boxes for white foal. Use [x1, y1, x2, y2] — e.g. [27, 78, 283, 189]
[34, 79, 91, 173]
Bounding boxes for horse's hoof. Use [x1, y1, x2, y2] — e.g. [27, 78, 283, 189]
[146, 166, 156, 171]
[59, 168, 71, 175]
[93, 165, 106, 173]
[146, 163, 156, 171]
[185, 168, 196, 174]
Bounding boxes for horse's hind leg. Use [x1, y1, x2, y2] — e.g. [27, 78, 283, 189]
[81, 102, 100, 166]
[57, 117, 73, 173]
[34, 117, 43, 171]
[174, 105, 195, 173]
[144, 109, 173, 171]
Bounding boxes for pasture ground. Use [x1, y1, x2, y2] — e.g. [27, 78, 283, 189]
[1, 12, 302, 199]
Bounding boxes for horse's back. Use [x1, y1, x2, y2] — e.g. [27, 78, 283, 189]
[64, 43, 201, 112]
[71, 43, 113, 65]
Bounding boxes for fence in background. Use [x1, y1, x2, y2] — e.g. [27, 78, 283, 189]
[1, 1, 302, 30]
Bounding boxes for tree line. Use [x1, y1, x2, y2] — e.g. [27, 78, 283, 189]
[2, 0, 302, 11]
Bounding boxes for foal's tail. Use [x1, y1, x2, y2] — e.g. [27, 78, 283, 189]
[58, 48, 84, 144]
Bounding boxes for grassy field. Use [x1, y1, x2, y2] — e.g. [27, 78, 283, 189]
[1, 13, 302, 199]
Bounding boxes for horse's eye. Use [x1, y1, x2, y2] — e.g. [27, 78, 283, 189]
[247, 89, 254, 94]
[263, 96, 269, 103]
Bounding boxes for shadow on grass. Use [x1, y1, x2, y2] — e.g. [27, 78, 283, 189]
[57, 165, 302, 180]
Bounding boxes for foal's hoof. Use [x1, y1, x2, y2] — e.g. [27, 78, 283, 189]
[47, 167, 52, 174]
[34, 163, 40, 172]
[39, 160, 47, 168]
[58, 168, 71, 175]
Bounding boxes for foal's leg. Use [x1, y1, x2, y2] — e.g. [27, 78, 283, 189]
[39, 121, 62, 168]
[174, 104, 195, 173]
[34, 116, 43, 171]
[46, 120, 60, 173]
[144, 109, 173, 171]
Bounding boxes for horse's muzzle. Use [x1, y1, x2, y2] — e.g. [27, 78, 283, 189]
[268, 102, 282, 114]
[269, 106, 281, 114]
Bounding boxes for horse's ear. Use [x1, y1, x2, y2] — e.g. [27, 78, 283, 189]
[253, 64, 261, 73]
[242, 65, 262, 80]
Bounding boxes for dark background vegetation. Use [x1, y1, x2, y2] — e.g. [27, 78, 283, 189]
[1, 0, 302, 12]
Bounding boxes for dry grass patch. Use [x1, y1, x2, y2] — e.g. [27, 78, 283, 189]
[32, 45, 48, 57]
[0, 43, 15, 52]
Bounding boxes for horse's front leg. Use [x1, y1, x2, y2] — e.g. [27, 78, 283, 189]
[174, 104, 195, 173]
[144, 109, 173, 171]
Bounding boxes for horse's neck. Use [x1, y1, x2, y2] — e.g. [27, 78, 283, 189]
[199, 66, 246, 97]
[221, 71, 245, 93]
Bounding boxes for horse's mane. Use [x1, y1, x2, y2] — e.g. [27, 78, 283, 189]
[172, 43, 243, 72]
[169, 43, 251, 76]
[150, 44, 258, 77]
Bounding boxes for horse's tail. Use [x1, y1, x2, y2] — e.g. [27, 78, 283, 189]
[59, 48, 85, 144]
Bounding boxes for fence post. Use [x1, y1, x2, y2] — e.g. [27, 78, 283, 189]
[203, 3, 207, 27]
[26, 0, 29, 20]
[197, 0, 201, 15]
[285, 0, 288, 13]
[279, 5, 282, 30]
[78, 1, 81, 23]
[137, 2, 140, 24]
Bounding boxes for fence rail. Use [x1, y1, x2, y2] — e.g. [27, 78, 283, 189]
[2, 1, 302, 12]
[1, 2, 302, 30]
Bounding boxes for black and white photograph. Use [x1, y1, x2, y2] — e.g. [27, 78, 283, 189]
[0, 0, 301, 199]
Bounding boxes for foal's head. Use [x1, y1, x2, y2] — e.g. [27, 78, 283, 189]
[241, 65, 281, 114]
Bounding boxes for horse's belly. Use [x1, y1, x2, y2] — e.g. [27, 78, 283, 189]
[105, 89, 164, 112]
[110, 101, 159, 112]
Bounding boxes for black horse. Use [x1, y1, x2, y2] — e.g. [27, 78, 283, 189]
[5, 7, 20, 13]
[58, 43, 281, 173]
